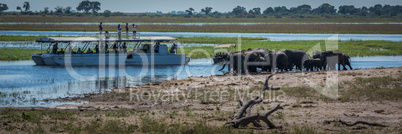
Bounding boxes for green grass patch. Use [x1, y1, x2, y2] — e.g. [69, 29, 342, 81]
[0, 35, 48, 41]
[340, 76, 402, 102]
[105, 108, 132, 117]
[178, 39, 402, 59]
[0, 48, 42, 60]
[280, 75, 402, 102]
[139, 116, 240, 134]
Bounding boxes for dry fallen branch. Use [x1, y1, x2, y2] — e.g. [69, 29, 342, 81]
[226, 104, 283, 128]
[324, 120, 388, 127]
[226, 73, 283, 129]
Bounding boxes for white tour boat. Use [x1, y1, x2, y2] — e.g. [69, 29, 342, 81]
[32, 36, 190, 66]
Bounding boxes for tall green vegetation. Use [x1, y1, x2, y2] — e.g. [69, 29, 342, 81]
[0, 3, 8, 12]
[201, 7, 213, 15]
[185, 8, 194, 15]
[22, 2, 30, 12]
[76, 0, 101, 13]
[0, 1, 400, 18]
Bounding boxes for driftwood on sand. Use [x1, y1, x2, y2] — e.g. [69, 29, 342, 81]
[225, 73, 283, 129]
[324, 120, 388, 127]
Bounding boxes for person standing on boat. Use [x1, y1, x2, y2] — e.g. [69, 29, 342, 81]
[117, 24, 122, 39]
[99, 22, 103, 37]
[104, 43, 109, 53]
[132, 24, 137, 38]
[95, 44, 99, 53]
[125, 23, 129, 39]
[170, 44, 177, 53]
[52, 43, 58, 54]
[154, 42, 160, 53]
[122, 42, 127, 53]
[112, 43, 118, 53]
[105, 31, 110, 39]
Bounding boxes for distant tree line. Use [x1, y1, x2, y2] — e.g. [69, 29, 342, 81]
[227, 3, 401, 18]
[0, 1, 400, 18]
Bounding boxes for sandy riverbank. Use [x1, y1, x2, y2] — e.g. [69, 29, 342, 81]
[1, 67, 401, 133]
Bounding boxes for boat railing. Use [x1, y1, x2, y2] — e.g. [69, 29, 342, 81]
[81, 32, 141, 39]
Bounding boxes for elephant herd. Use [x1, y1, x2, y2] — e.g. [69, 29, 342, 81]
[220, 48, 352, 74]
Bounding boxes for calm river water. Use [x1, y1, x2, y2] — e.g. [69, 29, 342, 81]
[0, 56, 401, 107]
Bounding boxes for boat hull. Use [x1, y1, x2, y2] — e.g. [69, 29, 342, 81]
[32, 53, 190, 66]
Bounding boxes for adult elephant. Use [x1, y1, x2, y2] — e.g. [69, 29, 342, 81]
[250, 48, 271, 57]
[283, 50, 310, 71]
[313, 50, 335, 70]
[272, 50, 288, 72]
[227, 52, 246, 74]
[313, 50, 352, 70]
[262, 53, 273, 72]
[249, 48, 271, 72]
[220, 49, 264, 74]
[244, 51, 262, 73]
[332, 51, 353, 70]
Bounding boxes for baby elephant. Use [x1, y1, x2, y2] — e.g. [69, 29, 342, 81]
[303, 58, 322, 71]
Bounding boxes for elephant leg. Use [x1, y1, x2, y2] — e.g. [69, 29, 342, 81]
[342, 64, 347, 70]
[348, 64, 353, 70]
[241, 63, 246, 74]
[219, 64, 226, 71]
[248, 66, 253, 72]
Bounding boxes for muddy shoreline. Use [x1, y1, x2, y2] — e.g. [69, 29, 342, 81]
[1, 67, 401, 133]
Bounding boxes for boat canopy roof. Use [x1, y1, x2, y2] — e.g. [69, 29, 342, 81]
[35, 36, 177, 43]
[213, 44, 236, 49]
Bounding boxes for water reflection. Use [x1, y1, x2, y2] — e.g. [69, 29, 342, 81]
[0, 59, 222, 107]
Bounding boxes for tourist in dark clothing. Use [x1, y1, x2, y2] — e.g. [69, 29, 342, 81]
[170, 44, 177, 53]
[87, 48, 93, 54]
[154, 42, 160, 53]
[95, 45, 99, 53]
[117, 24, 122, 39]
[112, 43, 118, 53]
[132, 24, 137, 38]
[105, 31, 110, 39]
[104, 43, 109, 53]
[125, 23, 129, 39]
[122, 42, 127, 53]
[99, 22, 103, 37]
[52, 43, 58, 54]
[59, 48, 65, 54]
